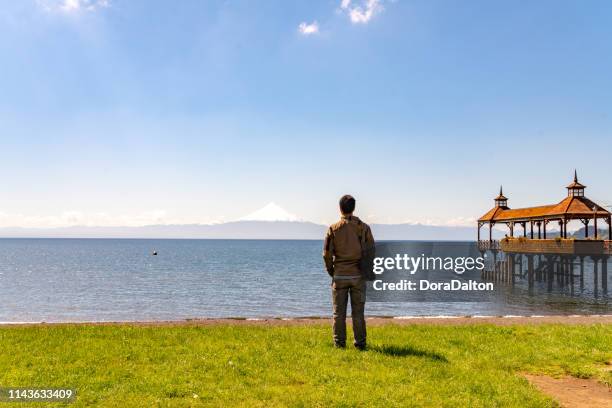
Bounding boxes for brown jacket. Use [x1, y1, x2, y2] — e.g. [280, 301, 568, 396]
[323, 215, 374, 278]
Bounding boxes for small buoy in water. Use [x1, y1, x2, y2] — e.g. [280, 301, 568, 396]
[152, 251, 158, 256]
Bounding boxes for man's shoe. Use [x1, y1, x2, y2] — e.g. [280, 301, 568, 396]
[334, 343, 346, 349]
[354, 344, 367, 351]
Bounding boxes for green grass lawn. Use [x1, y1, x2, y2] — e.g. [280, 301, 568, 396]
[0, 322, 610, 407]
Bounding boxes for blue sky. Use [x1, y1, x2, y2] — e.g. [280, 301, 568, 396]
[0, 0, 611, 227]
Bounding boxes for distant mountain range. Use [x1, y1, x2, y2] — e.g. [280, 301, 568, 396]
[569, 226, 610, 239]
[0, 220, 496, 241]
[0, 202, 513, 240]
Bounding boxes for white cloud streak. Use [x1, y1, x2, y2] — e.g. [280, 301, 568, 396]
[340, 0, 383, 24]
[38, 0, 110, 13]
[0, 210, 224, 228]
[298, 21, 319, 35]
[364, 215, 478, 227]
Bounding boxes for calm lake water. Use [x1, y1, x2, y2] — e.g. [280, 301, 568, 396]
[0, 239, 609, 322]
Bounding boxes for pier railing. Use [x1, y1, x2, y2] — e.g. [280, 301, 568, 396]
[477, 240, 500, 251]
[501, 238, 611, 255]
[478, 239, 611, 254]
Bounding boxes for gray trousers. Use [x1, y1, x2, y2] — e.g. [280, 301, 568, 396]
[332, 277, 366, 347]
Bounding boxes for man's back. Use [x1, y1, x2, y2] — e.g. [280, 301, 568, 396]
[323, 215, 373, 278]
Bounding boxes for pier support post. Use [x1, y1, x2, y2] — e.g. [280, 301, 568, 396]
[602, 257, 608, 294]
[593, 257, 599, 297]
[527, 255, 534, 287]
[547, 256, 554, 292]
[568, 258, 572, 285]
[579, 256, 584, 290]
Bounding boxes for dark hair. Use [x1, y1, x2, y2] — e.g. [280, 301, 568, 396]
[339, 195, 356, 215]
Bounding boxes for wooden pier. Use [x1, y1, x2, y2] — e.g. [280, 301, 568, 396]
[476, 173, 611, 294]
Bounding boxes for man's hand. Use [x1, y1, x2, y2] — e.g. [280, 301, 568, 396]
[323, 227, 335, 277]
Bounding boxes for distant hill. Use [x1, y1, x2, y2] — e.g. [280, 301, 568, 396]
[569, 226, 609, 239]
[0, 221, 499, 241]
[495, 226, 609, 239]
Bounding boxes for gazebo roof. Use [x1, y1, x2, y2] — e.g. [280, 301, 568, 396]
[479, 204, 556, 222]
[479, 197, 609, 222]
[479, 173, 610, 223]
[548, 196, 608, 217]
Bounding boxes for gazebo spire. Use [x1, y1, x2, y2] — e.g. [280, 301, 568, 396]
[567, 170, 586, 196]
[494, 185, 508, 207]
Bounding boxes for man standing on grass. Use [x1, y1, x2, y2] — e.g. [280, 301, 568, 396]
[323, 195, 375, 350]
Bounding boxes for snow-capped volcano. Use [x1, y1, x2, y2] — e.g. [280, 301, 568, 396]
[239, 202, 300, 222]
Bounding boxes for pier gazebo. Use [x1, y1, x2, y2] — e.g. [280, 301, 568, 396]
[478, 172, 611, 243]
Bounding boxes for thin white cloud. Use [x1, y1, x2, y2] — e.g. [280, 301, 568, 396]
[340, 0, 383, 24]
[364, 214, 478, 227]
[38, 0, 110, 13]
[298, 21, 319, 36]
[0, 210, 224, 228]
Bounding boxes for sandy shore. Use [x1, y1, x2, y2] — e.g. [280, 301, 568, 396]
[2, 315, 611, 327]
